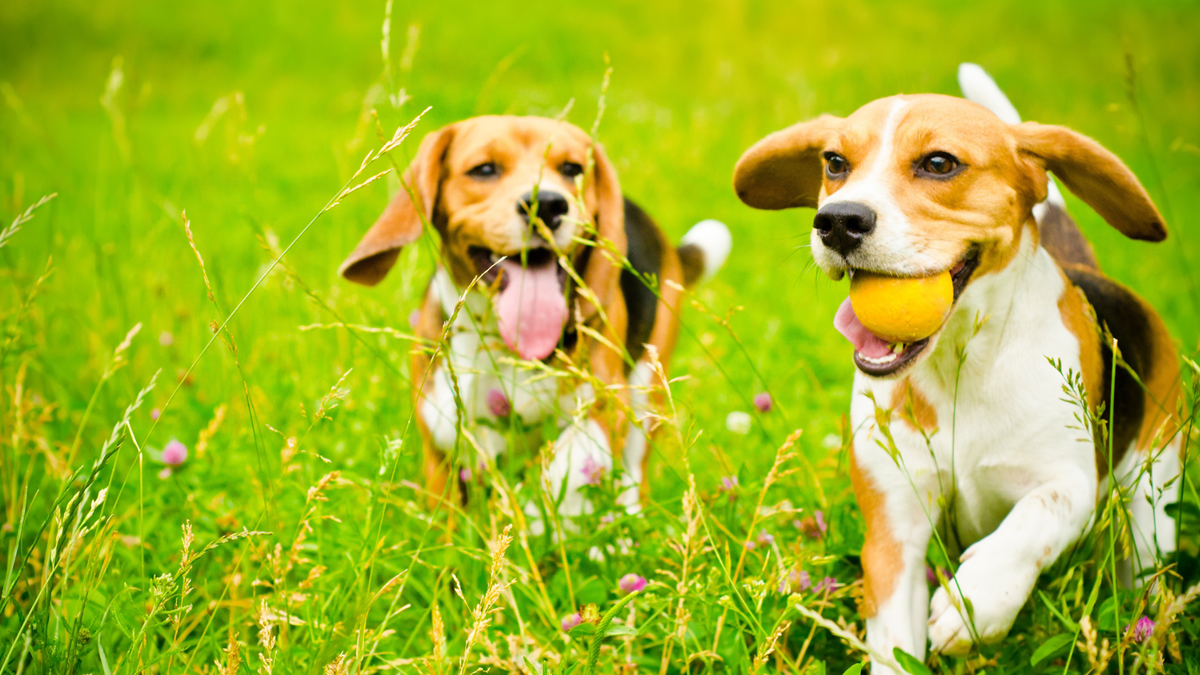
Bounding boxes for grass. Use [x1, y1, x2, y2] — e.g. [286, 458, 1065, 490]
[2, 0, 1200, 672]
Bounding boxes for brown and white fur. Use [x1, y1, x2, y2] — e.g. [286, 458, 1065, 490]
[733, 66, 1180, 666]
[340, 116, 730, 517]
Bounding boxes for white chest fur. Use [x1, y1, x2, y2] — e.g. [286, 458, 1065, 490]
[853, 235, 1098, 542]
[418, 267, 649, 518]
[420, 268, 576, 456]
[853, 232, 1107, 663]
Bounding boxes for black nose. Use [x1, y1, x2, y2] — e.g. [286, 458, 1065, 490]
[518, 191, 570, 231]
[813, 202, 876, 256]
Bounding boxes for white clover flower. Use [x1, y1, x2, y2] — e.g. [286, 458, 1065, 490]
[725, 411, 752, 435]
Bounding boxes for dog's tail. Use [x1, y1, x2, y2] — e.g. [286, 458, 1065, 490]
[677, 219, 732, 286]
[958, 63, 1099, 270]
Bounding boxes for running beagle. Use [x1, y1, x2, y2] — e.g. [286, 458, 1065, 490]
[341, 116, 730, 516]
[734, 66, 1180, 666]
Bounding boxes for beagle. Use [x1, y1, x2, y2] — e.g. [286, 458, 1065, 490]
[734, 66, 1180, 666]
[340, 116, 730, 516]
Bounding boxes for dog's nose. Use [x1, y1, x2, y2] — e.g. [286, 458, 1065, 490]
[813, 202, 876, 256]
[518, 191, 570, 231]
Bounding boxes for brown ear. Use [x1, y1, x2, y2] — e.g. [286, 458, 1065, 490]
[339, 124, 457, 285]
[733, 115, 841, 210]
[1013, 122, 1166, 242]
[580, 141, 629, 312]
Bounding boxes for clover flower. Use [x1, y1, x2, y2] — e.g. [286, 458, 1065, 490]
[618, 573, 647, 594]
[1128, 615, 1155, 643]
[561, 612, 583, 631]
[718, 475, 739, 502]
[580, 456, 605, 486]
[778, 569, 812, 594]
[795, 510, 827, 539]
[754, 392, 773, 412]
[725, 411, 752, 434]
[486, 388, 511, 417]
[815, 576, 840, 594]
[926, 565, 953, 585]
[162, 439, 188, 466]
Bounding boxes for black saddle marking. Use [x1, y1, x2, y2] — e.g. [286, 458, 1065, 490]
[1064, 266, 1152, 467]
[620, 198, 664, 366]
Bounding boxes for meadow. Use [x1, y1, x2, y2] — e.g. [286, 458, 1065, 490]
[3, 0, 1200, 672]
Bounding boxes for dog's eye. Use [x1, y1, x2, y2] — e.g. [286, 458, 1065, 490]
[559, 162, 584, 179]
[822, 152, 849, 178]
[919, 152, 960, 177]
[467, 162, 498, 179]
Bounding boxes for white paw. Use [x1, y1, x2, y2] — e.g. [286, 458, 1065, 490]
[927, 543, 1038, 656]
[544, 419, 611, 518]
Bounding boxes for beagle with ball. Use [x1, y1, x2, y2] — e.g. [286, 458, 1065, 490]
[734, 66, 1179, 666]
[341, 115, 730, 516]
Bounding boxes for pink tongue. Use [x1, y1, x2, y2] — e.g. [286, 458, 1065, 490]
[494, 259, 568, 361]
[834, 297, 894, 359]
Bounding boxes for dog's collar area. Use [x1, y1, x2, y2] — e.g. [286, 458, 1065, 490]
[851, 249, 980, 377]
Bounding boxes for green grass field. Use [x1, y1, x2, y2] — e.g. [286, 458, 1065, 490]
[4, 0, 1200, 672]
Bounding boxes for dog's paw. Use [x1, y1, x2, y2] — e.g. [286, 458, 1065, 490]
[927, 542, 1038, 656]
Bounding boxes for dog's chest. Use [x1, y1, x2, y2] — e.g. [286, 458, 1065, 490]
[850, 246, 1099, 542]
[419, 269, 576, 454]
[446, 328, 562, 422]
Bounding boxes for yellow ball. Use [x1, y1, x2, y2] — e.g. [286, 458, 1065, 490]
[849, 271, 954, 343]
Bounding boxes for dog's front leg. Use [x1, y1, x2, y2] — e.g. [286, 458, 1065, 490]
[852, 448, 938, 673]
[544, 338, 630, 521]
[544, 415, 618, 518]
[927, 463, 1096, 655]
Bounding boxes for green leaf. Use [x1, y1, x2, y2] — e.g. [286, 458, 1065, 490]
[568, 623, 596, 637]
[1030, 633, 1074, 666]
[841, 663, 865, 675]
[574, 577, 608, 606]
[1038, 591, 1079, 631]
[523, 655, 545, 675]
[892, 648, 933, 675]
[602, 624, 637, 637]
[110, 609, 134, 639]
[1164, 500, 1200, 522]
[1097, 596, 1122, 633]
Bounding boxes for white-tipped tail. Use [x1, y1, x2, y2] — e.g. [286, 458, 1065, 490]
[680, 219, 732, 282]
[958, 62, 1066, 209]
[958, 63, 1022, 124]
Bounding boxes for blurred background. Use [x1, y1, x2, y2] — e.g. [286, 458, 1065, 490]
[2, 0, 1199, 670]
[3, 0, 1198, 418]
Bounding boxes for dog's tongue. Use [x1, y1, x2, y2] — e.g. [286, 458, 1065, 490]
[834, 297, 894, 359]
[494, 258, 568, 361]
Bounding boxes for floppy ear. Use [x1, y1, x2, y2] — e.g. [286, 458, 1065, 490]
[733, 115, 841, 210]
[580, 141, 629, 311]
[339, 124, 457, 285]
[1013, 122, 1166, 242]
